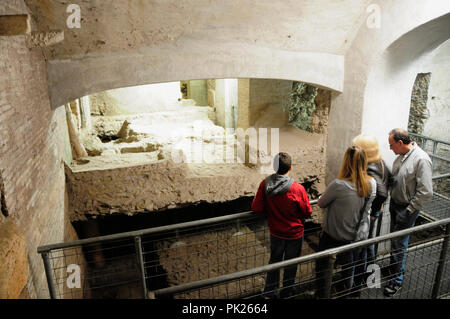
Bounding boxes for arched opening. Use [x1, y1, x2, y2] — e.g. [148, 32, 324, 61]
[63, 78, 331, 222]
[361, 13, 450, 167]
[62, 78, 331, 298]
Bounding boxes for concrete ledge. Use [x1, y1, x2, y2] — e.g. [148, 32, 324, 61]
[0, 14, 30, 36]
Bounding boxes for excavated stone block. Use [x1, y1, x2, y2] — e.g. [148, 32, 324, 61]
[26, 30, 64, 48]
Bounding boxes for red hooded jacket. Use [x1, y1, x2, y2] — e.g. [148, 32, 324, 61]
[252, 175, 312, 239]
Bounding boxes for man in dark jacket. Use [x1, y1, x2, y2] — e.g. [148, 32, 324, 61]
[252, 152, 312, 298]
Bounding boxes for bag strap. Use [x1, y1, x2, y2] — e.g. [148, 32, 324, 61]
[354, 193, 371, 240]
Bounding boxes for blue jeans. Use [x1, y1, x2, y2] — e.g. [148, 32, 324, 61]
[264, 235, 303, 297]
[389, 201, 420, 286]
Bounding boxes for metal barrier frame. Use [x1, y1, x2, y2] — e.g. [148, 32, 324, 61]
[38, 196, 450, 299]
[152, 217, 450, 299]
[38, 200, 316, 299]
[410, 132, 450, 172]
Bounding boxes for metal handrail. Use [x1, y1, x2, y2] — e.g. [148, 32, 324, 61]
[433, 173, 450, 180]
[37, 199, 318, 253]
[409, 132, 450, 147]
[153, 217, 450, 298]
[429, 153, 450, 163]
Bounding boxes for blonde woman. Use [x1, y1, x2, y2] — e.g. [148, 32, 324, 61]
[352, 134, 391, 266]
[315, 146, 376, 298]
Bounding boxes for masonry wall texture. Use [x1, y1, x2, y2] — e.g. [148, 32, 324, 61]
[310, 88, 331, 134]
[250, 79, 292, 129]
[0, 0, 79, 298]
[408, 73, 431, 134]
[0, 220, 28, 298]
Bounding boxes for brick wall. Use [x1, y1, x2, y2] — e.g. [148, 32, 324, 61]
[0, 0, 77, 298]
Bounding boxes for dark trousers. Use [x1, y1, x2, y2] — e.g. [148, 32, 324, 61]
[315, 232, 361, 298]
[264, 235, 303, 297]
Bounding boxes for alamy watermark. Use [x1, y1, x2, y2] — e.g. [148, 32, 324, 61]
[366, 263, 381, 288]
[66, 264, 81, 289]
[366, 4, 381, 29]
[66, 4, 81, 29]
[65, 3, 380, 31]
[168, 125, 280, 174]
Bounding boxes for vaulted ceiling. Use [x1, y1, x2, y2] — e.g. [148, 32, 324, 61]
[25, 0, 371, 61]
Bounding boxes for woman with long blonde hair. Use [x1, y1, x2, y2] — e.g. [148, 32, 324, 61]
[337, 146, 373, 198]
[352, 135, 391, 254]
[315, 146, 376, 298]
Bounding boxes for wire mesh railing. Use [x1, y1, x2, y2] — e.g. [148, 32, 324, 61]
[410, 132, 450, 199]
[152, 217, 450, 300]
[37, 203, 318, 299]
[37, 193, 450, 299]
[38, 201, 323, 299]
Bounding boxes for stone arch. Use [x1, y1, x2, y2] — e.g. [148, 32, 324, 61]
[48, 49, 344, 109]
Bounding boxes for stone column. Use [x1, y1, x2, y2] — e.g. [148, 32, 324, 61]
[79, 95, 92, 132]
[65, 104, 88, 159]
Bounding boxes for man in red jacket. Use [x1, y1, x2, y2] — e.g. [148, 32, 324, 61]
[252, 152, 312, 299]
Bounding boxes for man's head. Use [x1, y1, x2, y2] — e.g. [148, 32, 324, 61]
[273, 152, 292, 175]
[388, 128, 412, 155]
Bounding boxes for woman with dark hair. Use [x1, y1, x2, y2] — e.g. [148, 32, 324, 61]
[315, 146, 376, 298]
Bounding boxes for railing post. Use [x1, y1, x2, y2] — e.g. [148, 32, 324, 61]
[41, 252, 57, 299]
[422, 137, 428, 151]
[323, 253, 336, 299]
[432, 141, 438, 156]
[431, 224, 450, 299]
[431, 141, 438, 171]
[135, 236, 148, 299]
